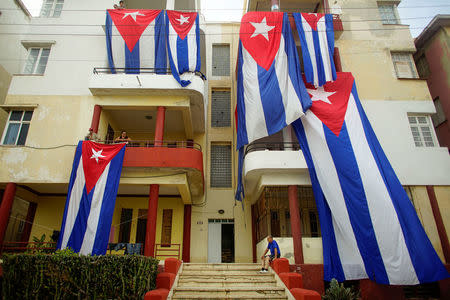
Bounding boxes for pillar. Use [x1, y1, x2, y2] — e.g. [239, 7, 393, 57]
[426, 186, 450, 263]
[251, 205, 258, 263]
[322, 0, 330, 14]
[20, 202, 37, 243]
[182, 205, 192, 262]
[288, 185, 304, 267]
[0, 183, 17, 248]
[144, 184, 159, 257]
[90, 105, 102, 134]
[154, 106, 166, 146]
[334, 47, 342, 72]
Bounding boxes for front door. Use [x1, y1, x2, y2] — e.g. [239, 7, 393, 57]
[208, 219, 235, 263]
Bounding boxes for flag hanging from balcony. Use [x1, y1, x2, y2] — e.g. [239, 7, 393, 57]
[57, 141, 126, 255]
[166, 10, 201, 87]
[105, 9, 166, 74]
[235, 11, 312, 201]
[293, 13, 336, 87]
[292, 72, 449, 284]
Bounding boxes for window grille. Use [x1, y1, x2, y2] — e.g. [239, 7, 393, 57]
[40, 0, 64, 17]
[408, 115, 436, 147]
[415, 55, 430, 79]
[210, 144, 232, 188]
[211, 90, 231, 127]
[391, 52, 418, 79]
[24, 48, 50, 75]
[2, 110, 33, 145]
[212, 44, 230, 76]
[378, 4, 398, 24]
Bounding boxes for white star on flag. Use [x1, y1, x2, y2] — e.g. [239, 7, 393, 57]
[90, 149, 106, 163]
[122, 11, 145, 21]
[176, 14, 190, 25]
[307, 86, 336, 104]
[250, 17, 275, 41]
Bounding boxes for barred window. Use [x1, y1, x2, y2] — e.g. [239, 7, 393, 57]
[415, 55, 430, 79]
[211, 90, 231, 127]
[391, 52, 418, 79]
[431, 98, 446, 127]
[210, 144, 232, 188]
[212, 44, 230, 76]
[408, 115, 437, 147]
[2, 110, 33, 145]
[23, 48, 50, 75]
[40, 0, 64, 17]
[378, 4, 398, 24]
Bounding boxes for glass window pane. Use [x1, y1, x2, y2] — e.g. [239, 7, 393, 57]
[415, 141, 423, 147]
[53, 3, 63, 17]
[36, 49, 50, 74]
[3, 123, 20, 145]
[17, 124, 30, 145]
[418, 117, 427, 124]
[408, 116, 416, 124]
[24, 49, 39, 74]
[425, 141, 435, 147]
[23, 111, 33, 121]
[10, 111, 23, 121]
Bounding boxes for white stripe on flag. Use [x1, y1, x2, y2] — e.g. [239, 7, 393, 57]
[302, 111, 368, 280]
[60, 157, 85, 249]
[301, 15, 319, 87]
[241, 45, 268, 143]
[139, 19, 156, 68]
[345, 95, 419, 284]
[111, 22, 125, 69]
[79, 163, 111, 255]
[316, 18, 333, 83]
[274, 34, 304, 125]
[187, 22, 197, 71]
[168, 23, 179, 72]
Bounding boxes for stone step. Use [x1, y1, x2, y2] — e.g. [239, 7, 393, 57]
[182, 263, 261, 271]
[178, 275, 275, 282]
[181, 270, 268, 276]
[177, 279, 277, 288]
[172, 287, 287, 299]
[172, 295, 287, 299]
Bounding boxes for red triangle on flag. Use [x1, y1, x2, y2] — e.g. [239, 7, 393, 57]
[166, 10, 198, 40]
[301, 13, 325, 31]
[306, 72, 354, 137]
[82, 141, 125, 194]
[108, 9, 161, 52]
[240, 12, 283, 71]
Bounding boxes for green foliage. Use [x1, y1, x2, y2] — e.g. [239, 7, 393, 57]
[1, 252, 159, 300]
[27, 234, 55, 254]
[323, 278, 360, 300]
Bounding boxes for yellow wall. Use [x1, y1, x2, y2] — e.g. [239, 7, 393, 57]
[29, 196, 66, 241]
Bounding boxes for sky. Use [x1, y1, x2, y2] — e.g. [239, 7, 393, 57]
[22, 0, 450, 37]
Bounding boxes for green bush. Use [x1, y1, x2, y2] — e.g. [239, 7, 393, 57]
[1, 250, 159, 300]
[323, 278, 360, 300]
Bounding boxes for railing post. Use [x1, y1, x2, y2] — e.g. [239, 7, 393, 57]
[90, 105, 102, 134]
[289, 185, 304, 268]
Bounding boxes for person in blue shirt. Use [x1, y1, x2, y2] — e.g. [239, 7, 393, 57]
[260, 235, 281, 272]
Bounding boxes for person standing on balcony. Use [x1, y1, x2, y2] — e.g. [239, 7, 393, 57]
[114, 130, 131, 144]
[113, 1, 126, 9]
[260, 235, 281, 273]
[84, 128, 98, 141]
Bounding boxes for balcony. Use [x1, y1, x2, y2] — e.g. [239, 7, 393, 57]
[244, 141, 311, 203]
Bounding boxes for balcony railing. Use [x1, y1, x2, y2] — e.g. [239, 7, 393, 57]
[155, 243, 181, 260]
[93, 67, 207, 81]
[97, 140, 202, 151]
[1, 241, 57, 253]
[245, 142, 301, 156]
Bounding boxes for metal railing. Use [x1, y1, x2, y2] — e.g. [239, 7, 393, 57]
[93, 67, 207, 80]
[155, 243, 181, 260]
[245, 142, 301, 156]
[1, 241, 57, 253]
[95, 140, 202, 151]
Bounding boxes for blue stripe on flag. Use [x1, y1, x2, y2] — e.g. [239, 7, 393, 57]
[195, 15, 201, 72]
[105, 12, 116, 74]
[177, 36, 189, 74]
[311, 28, 326, 87]
[236, 42, 248, 149]
[325, 14, 337, 81]
[293, 14, 314, 86]
[323, 121, 389, 283]
[57, 141, 83, 250]
[91, 146, 126, 255]
[352, 85, 449, 283]
[292, 119, 346, 282]
[154, 11, 167, 74]
[125, 40, 140, 74]
[257, 63, 287, 135]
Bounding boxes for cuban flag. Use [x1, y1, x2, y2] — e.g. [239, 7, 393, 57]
[293, 13, 336, 87]
[57, 141, 126, 255]
[292, 72, 449, 284]
[235, 11, 312, 200]
[105, 9, 166, 74]
[166, 10, 201, 87]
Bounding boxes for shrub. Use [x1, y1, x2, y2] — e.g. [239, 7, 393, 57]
[323, 278, 360, 300]
[1, 251, 159, 300]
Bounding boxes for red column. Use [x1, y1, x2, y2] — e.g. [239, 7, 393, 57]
[334, 47, 342, 72]
[144, 184, 159, 257]
[182, 204, 192, 262]
[426, 186, 450, 263]
[90, 105, 102, 133]
[288, 185, 304, 266]
[323, 0, 330, 14]
[154, 106, 166, 146]
[20, 202, 37, 243]
[0, 183, 16, 249]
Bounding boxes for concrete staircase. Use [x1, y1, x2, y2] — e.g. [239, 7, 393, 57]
[171, 263, 288, 299]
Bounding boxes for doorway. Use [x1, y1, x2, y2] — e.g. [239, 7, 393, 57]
[135, 209, 147, 245]
[207, 219, 235, 263]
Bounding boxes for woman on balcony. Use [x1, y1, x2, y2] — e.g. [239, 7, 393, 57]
[114, 131, 132, 144]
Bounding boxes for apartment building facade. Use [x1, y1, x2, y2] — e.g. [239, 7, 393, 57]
[0, 0, 449, 292]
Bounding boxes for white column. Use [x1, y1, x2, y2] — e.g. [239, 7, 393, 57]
[166, 0, 175, 10]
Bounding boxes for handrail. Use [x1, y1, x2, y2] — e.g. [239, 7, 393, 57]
[93, 67, 207, 81]
[245, 141, 301, 156]
[1, 241, 57, 253]
[93, 140, 202, 151]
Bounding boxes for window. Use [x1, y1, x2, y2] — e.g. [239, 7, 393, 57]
[40, 0, 64, 17]
[431, 97, 446, 127]
[391, 52, 418, 79]
[118, 208, 133, 243]
[378, 3, 399, 24]
[408, 115, 436, 147]
[415, 55, 430, 79]
[211, 90, 231, 127]
[210, 143, 232, 188]
[23, 48, 50, 75]
[160, 209, 173, 246]
[2, 111, 33, 145]
[212, 44, 230, 76]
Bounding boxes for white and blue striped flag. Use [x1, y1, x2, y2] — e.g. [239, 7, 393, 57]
[293, 13, 336, 87]
[166, 10, 201, 87]
[292, 72, 449, 284]
[57, 141, 126, 255]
